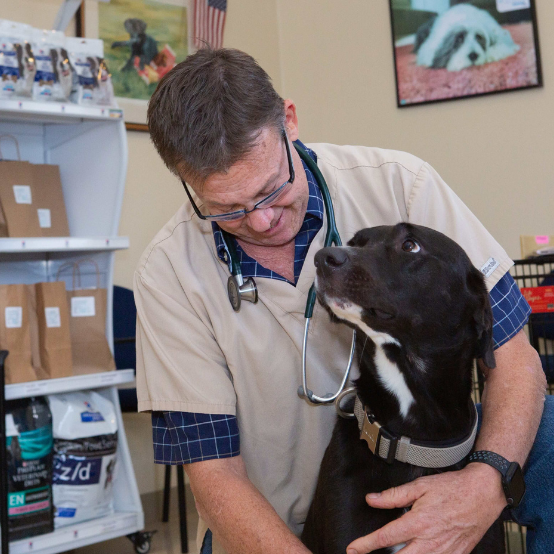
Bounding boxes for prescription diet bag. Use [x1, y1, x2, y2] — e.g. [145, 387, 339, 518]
[48, 391, 118, 528]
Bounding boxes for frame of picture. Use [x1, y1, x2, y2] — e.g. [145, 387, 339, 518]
[79, 0, 193, 131]
[388, 0, 543, 108]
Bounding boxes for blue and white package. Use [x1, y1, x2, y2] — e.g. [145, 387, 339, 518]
[66, 37, 115, 106]
[0, 20, 36, 99]
[31, 29, 67, 102]
[48, 391, 118, 528]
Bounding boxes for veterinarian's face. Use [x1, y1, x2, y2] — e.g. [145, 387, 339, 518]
[189, 124, 310, 248]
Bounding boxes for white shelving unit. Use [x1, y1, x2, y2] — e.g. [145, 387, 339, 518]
[0, 100, 145, 553]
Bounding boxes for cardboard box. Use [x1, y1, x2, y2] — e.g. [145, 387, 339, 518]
[520, 235, 554, 259]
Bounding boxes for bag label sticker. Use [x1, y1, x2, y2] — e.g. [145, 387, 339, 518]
[480, 257, 500, 278]
[13, 185, 32, 204]
[37, 209, 52, 228]
[5, 306, 23, 328]
[45, 307, 61, 328]
[71, 296, 96, 318]
[81, 411, 105, 423]
[496, 0, 530, 11]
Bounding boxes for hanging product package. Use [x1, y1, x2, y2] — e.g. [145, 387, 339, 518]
[5, 396, 54, 540]
[31, 29, 68, 102]
[0, 20, 36, 99]
[57, 260, 116, 375]
[48, 391, 118, 527]
[66, 37, 115, 106]
[0, 283, 37, 384]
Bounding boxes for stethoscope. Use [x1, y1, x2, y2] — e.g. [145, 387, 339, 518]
[221, 142, 357, 406]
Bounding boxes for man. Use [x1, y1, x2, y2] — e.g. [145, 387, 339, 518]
[135, 48, 552, 554]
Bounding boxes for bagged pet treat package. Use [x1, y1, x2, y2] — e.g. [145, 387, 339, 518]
[31, 29, 66, 102]
[5, 396, 54, 541]
[0, 20, 36, 99]
[50, 44, 73, 102]
[66, 37, 115, 107]
[48, 391, 118, 527]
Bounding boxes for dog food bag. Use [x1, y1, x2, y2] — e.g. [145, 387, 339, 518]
[5, 396, 54, 541]
[0, 20, 36, 99]
[48, 391, 118, 527]
[66, 37, 115, 107]
[31, 29, 65, 102]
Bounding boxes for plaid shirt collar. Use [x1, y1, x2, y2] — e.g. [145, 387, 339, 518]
[212, 140, 323, 284]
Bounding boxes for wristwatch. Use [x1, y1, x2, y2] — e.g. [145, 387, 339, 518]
[468, 450, 526, 508]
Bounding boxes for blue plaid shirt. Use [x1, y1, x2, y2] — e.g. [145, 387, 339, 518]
[151, 142, 531, 466]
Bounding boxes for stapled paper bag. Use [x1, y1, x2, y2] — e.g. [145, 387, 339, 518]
[32, 163, 70, 237]
[0, 284, 37, 384]
[0, 159, 43, 237]
[34, 281, 73, 379]
[57, 260, 115, 375]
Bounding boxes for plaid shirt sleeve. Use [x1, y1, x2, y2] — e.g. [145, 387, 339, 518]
[152, 411, 240, 465]
[490, 271, 531, 349]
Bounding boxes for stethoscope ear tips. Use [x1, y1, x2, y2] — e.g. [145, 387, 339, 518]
[228, 275, 258, 312]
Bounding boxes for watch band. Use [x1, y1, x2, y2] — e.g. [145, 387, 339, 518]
[468, 450, 526, 508]
[468, 450, 511, 475]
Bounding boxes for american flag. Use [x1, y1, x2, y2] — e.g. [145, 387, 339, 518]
[192, 0, 227, 50]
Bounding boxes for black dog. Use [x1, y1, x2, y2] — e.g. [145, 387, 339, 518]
[111, 18, 158, 72]
[301, 223, 505, 554]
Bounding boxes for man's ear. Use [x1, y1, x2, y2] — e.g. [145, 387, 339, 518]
[468, 267, 496, 369]
[284, 99, 299, 141]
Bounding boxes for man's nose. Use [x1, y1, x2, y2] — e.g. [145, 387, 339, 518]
[314, 247, 350, 274]
[246, 207, 275, 233]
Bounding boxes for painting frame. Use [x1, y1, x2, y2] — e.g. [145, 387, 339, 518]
[80, 0, 193, 131]
[388, 0, 543, 108]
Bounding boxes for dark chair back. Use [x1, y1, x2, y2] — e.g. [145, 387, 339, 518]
[113, 285, 138, 411]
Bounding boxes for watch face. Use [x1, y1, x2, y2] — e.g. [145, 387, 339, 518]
[504, 462, 526, 507]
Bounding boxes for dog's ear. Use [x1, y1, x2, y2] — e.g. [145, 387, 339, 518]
[467, 267, 496, 369]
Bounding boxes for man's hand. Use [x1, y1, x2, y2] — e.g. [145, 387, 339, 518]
[346, 463, 506, 554]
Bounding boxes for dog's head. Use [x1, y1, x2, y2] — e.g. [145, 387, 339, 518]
[314, 223, 495, 369]
[124, 18, 148, 37]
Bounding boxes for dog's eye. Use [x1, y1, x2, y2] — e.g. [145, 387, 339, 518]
[402, 239, 421, 253]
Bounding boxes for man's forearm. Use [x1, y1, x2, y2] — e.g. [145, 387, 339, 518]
[475, 329, 546, 467]
[186, 455, 310, 554]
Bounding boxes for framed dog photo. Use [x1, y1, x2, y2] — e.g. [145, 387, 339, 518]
[82, 0, 191, 130]
[388, 0, 543, 107]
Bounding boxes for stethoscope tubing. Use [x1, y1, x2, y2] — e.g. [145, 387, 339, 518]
[222, 141, 356, 405]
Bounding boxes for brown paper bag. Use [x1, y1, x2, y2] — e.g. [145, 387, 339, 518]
[0, 160, 42, 237]
[26, 284, 42, 376]
[34, 281, 73, 379]
[32, 164, 70, 237]
[0, 199, 7, 237]
[58, 260, 115, 375]
[0, 284, 37, 384]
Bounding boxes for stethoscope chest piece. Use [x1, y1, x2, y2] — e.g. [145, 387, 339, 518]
[228, 275, 258, 312]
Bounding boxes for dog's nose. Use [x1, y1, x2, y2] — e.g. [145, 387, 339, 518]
[315, 247, 350, 270]
[468, 52, 478, 62]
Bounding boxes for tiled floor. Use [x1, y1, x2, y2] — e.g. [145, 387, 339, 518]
[72, 486, 199, 554]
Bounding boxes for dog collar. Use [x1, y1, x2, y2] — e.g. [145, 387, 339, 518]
[353, 396, 479, 468]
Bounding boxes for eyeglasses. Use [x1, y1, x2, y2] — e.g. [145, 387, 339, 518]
[181, 129, 295, 222]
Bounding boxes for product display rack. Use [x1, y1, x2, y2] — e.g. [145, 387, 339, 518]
[0, 100, 147, 553]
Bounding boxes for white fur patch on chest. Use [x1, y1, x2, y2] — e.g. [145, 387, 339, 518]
[325, 299, 415, 418]
[389, 544, 406, 553]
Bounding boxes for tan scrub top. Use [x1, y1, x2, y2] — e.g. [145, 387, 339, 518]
[134, 144, 513, 552]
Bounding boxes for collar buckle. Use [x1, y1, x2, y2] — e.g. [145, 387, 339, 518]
[361, 412, 399, 464]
